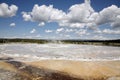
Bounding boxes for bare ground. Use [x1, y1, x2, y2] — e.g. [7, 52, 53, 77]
[0, 59, 120, 80]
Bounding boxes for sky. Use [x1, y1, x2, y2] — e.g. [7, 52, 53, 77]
[0, 0, 120, 40]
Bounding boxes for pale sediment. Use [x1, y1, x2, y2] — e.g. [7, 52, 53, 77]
[0, 58, 120, 80]
[26, 60, 120, 80]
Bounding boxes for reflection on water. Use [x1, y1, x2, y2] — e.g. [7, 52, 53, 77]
[0, 43, 120, 61]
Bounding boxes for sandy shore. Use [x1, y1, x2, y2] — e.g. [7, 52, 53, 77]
[0, 59, 120, 80]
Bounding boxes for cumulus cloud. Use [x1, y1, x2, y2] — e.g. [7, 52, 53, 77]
[65, 29, 74, 33]
[30, 29, 36, 33]
[67, 4, 93, 23]
[22, 0, 120, 36]
[103, 29, 120, 35]
[22, 4, 66, 24]
[45, 30, 53, 33]
[56, 28, 64, 33]
[63, 2, 120, 29]
[22, 0, 97, 28]
[111, 15, 120, 28]
[0, 3, 18, 17]
[38, 22, 45, 26]
[22, 12, 31, 21]
[95, 28, 120, 35]
[75, 29, 90, 36]
[96, 5, 120, 27]
[60, 0, 94, 27]
[10, 23, 16, 27]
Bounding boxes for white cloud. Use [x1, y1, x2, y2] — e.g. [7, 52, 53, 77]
[22, 4, 66, 24]
[30, 29, 36, 33]
[45, 30, 53, 33]
[0, 3, 18, 17]
[75, 29, 89, 36]
[103, 29, 120, 35]
[21, 0, 97, 29]
[22, 12, 32, 21]
[38, 22, 45, 26]
[111, 15, 120, 28]
[67, 3, 94, 23]
[95, 28, 120, 35]
[96, 5, 120, 26]
[59, 22, 86, 28]
[56, 28, 64, 33]
[58, 1, 95, 28]
[22, 0, 120, 32]
[10, 23, 16, 27]
[65, 29, 74, 33]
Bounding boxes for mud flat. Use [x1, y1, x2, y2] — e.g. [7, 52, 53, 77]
[26, 60, 120, 80]
[0, 59, 120, 80]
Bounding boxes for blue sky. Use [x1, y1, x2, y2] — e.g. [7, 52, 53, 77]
[0, 0, 120, 40]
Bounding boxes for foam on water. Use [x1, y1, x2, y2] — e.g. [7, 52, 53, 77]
[0, 43, 120, 61]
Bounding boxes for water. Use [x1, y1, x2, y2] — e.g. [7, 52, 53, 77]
[0, 43, 120, 61]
